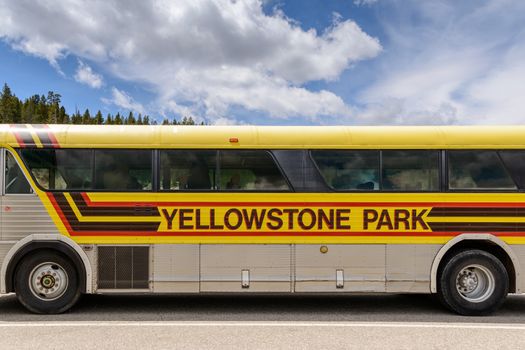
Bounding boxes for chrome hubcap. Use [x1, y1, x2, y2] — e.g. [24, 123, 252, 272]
[29, 262, 68, 301]
[455, 264, 495, 303]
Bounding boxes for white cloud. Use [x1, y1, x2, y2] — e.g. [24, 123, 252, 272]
[74, 60, 103, 88]
[353, 0, 378, 6]
[354, 0, 525, 124]
[102, 87, 145, 115]
[0, 0, 381, 122]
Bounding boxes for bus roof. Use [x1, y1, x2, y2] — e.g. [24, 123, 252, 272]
[2, 124, 525, 149]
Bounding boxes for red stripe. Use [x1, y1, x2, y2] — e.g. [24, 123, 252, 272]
[68, 230, 455, 237]
[42, 124, 60, 148]
[10, 124, 26, 147]
[65, 230, 525, 237]
[81, 193, 525, 209]
[47, 192, 75, 233]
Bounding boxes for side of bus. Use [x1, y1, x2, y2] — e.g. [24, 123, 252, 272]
[1, 144, 525, 315]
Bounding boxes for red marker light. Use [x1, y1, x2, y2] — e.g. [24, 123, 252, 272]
[229, 137, 239, 143]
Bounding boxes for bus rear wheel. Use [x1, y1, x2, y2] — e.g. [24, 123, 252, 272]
[14, 250, 81, 314]
[438, 249, 508, 316]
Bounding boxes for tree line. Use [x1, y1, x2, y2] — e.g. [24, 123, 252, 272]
[0, 83, 201, 125]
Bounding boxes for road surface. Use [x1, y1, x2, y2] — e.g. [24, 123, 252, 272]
[1, 293, 525, 349]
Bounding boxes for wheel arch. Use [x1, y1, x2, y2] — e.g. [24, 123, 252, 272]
[430, 234, 521, 294]
[1, 234, 93, 294]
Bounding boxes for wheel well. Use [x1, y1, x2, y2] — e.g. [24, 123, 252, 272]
[5, 241, 87, 293]
[437, 240, 516, 293]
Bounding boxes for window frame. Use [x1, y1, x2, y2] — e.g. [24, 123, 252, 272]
[445, 149, 520, 193]
[3, 148, 34, 196]
[17, 148, 155, 193]
[380, 149, 441, 192]
[157, 149, 292, 193]
[157, 149, 219, 192]
[309, 149, 442, 193]
[92, 148, 155, 192]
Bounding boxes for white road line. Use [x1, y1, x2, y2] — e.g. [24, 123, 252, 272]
[0, 321, 524, 330]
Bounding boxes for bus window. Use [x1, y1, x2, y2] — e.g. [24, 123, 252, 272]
[382, 151, 439, 191]
[19, 149, 92, 190]
[448, 151, 517, 190]
[5, 151, 31, 194]
[159, 150, 216, 190]
[499, 151, 525, 189]
[311, 150, 379, 191]
[94, 150, 152, 191]
[219, 150, 289, 191]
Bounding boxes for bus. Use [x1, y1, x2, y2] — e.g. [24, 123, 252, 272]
[1, 124, 524, 315]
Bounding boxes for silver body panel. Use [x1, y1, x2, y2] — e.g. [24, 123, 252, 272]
[74, 243, 443, 294]
[200, 245, 292, 292]
[152, 244, 199, 293]
[386, 245, 441, 293]
[295, 245, 385, 292]
[1, 194, 56, 240]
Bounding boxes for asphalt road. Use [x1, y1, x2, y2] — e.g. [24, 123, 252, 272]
[2, 293, 525, 349]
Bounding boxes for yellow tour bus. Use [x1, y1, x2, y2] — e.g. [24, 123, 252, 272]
[1, 124, 525, 315]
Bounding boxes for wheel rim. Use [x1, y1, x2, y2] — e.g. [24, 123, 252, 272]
[29, 262, 69, 301]
[455, 264, 495, 303]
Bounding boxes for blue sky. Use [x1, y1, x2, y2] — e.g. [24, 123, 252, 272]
[1, 0, 524, 125]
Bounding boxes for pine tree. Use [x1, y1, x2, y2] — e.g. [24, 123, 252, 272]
[58, 106, 68, 124]
[0, 83, 21, 123]
[0, 83, 208, 126]
[127, 111, 136, 125]
[71, 111, 82, 124]
[82, 109, 91, 124]
[36, 94, 49, 123]
[114, 112, 123, 125]
[47, 91, 61, 124]
[94, 110, 103, 124]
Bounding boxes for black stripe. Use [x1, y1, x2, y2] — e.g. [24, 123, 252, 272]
[70, 193, 160, 217]
[428, 207, 524, 217]
[32, 124, 59, 148]
[35, 130, 53, 146]
[53, 193, 160, 232]
[429, 222, 522, 232]
[15, 125, 36, 146]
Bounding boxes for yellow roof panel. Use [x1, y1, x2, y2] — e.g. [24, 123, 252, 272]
[1, 124, 525, 149]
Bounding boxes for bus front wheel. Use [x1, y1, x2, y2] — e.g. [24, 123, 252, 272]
[14, 250, 81, 314]
[437, 249, 508, 316]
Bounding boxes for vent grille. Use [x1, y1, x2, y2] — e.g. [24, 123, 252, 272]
[98, 246, 149, 289]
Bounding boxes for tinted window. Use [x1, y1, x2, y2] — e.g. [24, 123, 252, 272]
[160, 150, 216, 190]
[311, 150, 379, 190]
[499, 151, 525, 189]
[19, 149, 92, 190]
[5, 151, 32, 194]
[219, 150, 288, 191]
[382, 151, 439, 191]
[94, 150, 152, 191]
[448, 151, 516, 190]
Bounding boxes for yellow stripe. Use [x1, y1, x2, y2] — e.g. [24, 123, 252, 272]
[70, 235, 454, 245]
[26, 124, 44, 148]
[69, 235, 525, 245]
[429, 216, 525, 223]
[84, 191, 525, 204]
[63, 192, 160, 223]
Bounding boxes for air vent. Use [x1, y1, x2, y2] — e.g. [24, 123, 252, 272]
[98, 246, 149, 289]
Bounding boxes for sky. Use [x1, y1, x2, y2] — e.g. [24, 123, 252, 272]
[0, 0, 524, 125]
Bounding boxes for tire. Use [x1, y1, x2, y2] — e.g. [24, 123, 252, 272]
[14, 250, 81, 314]
[437, 249, 508, 316]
